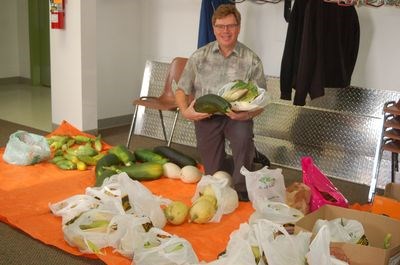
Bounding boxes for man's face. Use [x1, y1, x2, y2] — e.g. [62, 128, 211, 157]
[213, 14, 240, 50]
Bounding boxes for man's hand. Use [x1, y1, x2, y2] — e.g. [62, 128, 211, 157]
[180, 100, 211, 121]
[226, 108, 264, 121]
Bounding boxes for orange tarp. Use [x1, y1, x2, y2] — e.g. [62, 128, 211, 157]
[0, 121, 254, 264]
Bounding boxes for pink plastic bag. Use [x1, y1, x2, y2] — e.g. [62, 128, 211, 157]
[301, 157, 348, 212]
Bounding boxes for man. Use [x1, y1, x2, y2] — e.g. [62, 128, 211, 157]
[175, 4, 266, 201]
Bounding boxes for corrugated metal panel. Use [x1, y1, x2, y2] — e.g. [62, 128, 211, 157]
[132, 60, 400, 190]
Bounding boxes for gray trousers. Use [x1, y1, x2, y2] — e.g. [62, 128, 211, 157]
[194, 115, 256, 193]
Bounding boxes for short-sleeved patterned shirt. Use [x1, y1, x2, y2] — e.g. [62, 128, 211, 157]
[178, 41, 266, 98]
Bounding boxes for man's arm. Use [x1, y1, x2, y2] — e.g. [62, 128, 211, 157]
[175, 88, 189, 113]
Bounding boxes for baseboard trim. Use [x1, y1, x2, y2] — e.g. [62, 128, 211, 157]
[51, 115, 132, 134]
[98, 114, 132, 130]
[0, 77, 31, 85]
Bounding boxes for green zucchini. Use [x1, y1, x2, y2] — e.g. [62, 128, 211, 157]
[134, 148, 168, 164]
[95, 153, 121, 186]
[108, 144, 135, 166]
[194, 94, 231, 114]
[107, 162, 163, 181]
[153, 146, 197, 168]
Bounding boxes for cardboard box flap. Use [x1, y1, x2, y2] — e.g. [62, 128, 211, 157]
[332, 242, 386, 265]
[384, 183, 400, 201]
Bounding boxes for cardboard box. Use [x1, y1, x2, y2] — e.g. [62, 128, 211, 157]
[295, 205, 400, 265]
[384, 183, 400, 201]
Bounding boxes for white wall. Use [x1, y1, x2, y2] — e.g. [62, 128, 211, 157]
[95, 0, 201, 120]
[95, 1, 400, 121]
[353, 6, 400, 91]
[50, 0, 82, 128]
[96, 0, 142, 119]
[2, 0, 400, 125]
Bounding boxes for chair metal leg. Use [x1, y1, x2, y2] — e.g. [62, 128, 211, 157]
[126, 105, 139, 148]
[368, 114, 385, 202]
[158, 110, 169, 144]
[167, 110, 180, 147]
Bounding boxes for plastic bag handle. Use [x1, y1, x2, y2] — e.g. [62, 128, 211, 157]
[255, 219, 301, 258]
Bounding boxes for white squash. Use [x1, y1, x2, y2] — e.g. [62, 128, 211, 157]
[180, 165, 202, 183]
[162, 162, 181, 179]
[213, 171, 232, 186]
[220, 187, 239, 214]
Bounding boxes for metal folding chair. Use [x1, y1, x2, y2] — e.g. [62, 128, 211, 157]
[126, 57, 188, 148]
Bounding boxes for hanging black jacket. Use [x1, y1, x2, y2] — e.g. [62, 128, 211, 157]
[280, 0, 360, 106]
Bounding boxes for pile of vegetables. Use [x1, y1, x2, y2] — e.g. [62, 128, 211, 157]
[95, 145, 201, 187]
[47, 135, 104, 171]
[193, 80, 261, 114]
[221, 80, 259, 103]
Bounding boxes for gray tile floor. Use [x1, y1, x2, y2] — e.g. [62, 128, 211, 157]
[0, 82, 52, 132]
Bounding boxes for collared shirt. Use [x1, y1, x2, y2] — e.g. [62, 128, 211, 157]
[178, 41, 266, 98]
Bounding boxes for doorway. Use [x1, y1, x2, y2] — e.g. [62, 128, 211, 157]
[29, 0, 50, 87]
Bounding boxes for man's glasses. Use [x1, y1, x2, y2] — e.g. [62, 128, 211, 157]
[213, 24, 239, 31]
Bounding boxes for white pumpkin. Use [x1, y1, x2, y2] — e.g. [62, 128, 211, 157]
[220, 187, 239, 214]
[180, 165, 202, 183]
[162, 162, 181, 179]
[212, 171, 232, 187]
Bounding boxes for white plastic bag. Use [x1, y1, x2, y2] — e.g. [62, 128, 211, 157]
[108, 214, 152, 258]
[249, 199, 304, 225]
[312, 218, 365, 244]
[3, 130, 50, 165]
[49, 194, 101, 225]
[241, 166, 286, 203]
[118, 173, 167, 228]
[192, 175, 239, 222]
[62, 208, 118, 254]
[133, 227, 199, 265]
[254, 219, 311, 265]
[87, 173, 167, 228]
[217, 81, 270, 111]
[307, 224, 350, 265]
[85, 175, 126, 214]
[208, 223, 262, 265]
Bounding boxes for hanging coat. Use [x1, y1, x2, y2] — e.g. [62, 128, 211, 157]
[280, 0, 360, 106]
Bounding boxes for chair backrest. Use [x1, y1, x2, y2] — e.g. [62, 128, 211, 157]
[159, 57, 188, 103]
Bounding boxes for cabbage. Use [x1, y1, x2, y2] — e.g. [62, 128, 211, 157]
[237, 81, 259, 103]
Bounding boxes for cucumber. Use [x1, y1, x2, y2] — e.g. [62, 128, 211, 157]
[134, 148, 168, 164]
[95, 153, 121, 186]
[194, 94, 231, 114]
[112, 162, 163, 181]
[108, 144, 135, 166]
[153, 146, 197, 168]
[95, 169, 115, 187]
